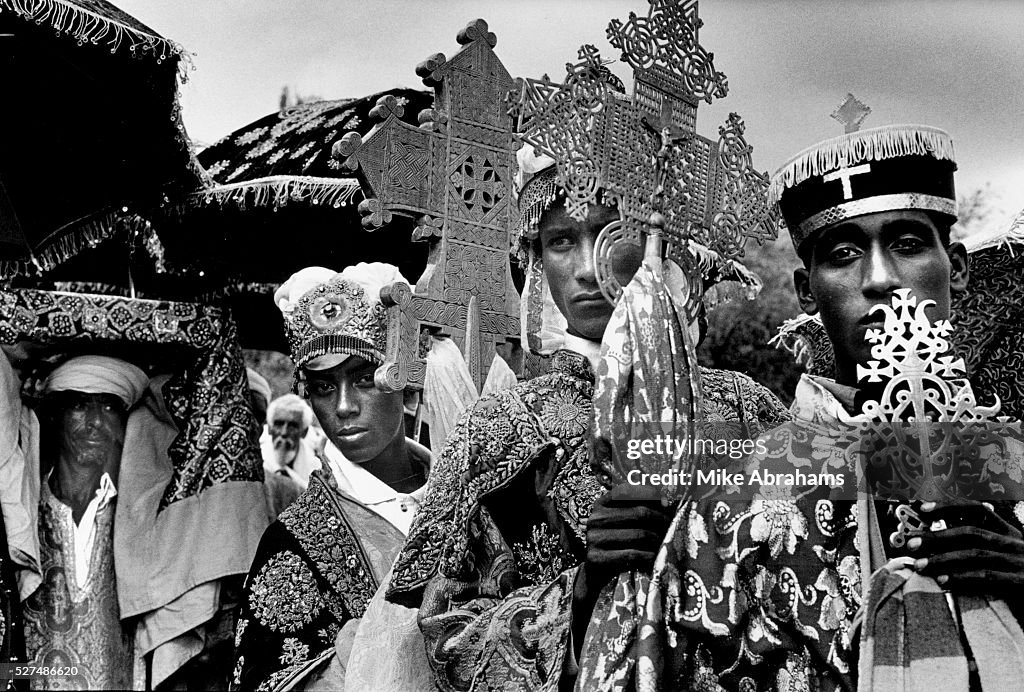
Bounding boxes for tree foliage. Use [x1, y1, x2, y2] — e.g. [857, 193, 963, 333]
[697, 229, 804, 405]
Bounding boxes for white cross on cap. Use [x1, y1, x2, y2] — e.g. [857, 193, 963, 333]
[823, 162, 871, 200]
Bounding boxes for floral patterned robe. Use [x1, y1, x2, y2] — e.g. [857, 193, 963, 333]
[231, 466, 409, 692]
[23, 488, 133, 690]
[387, 349, 790, 691]
[604, 374, 1024, 692]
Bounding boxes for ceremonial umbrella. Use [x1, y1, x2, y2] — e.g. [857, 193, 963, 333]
[153, 87, 435, 349]
[0, 0, 204, 278]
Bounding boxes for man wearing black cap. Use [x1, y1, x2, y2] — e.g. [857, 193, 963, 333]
[616, 125, 1024, 692]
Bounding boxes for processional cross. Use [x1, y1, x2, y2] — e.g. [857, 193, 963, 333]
[831, 92, 872, 134]
[507, 0, 779, 313]
[334, 19, 520, 389]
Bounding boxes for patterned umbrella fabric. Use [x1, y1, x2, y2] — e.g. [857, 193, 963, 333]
[0, 0, 204, 278]
[155, 88, 435, 287]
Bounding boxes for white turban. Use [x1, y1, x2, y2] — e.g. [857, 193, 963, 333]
[44, 355, 149, 409]
[274, 262, 411, 371]
[246, 368, 272, 403]
[514, 144, 556, 197]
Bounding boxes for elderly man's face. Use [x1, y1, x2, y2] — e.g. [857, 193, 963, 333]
[269, 406, 306, 466]
[56, 392, 127, 469]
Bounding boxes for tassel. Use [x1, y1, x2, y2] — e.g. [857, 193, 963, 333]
[192, 176, 362, 212]
[0, 210, 149, 280]
[768, 125, 956, 205]
[1, 0, 186, 67]
[769, 313, 825, 369]
[963, 207, 1024, 254]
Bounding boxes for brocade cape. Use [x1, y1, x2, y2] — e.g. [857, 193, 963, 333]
[597, 374, 1024, 692]
[231, 461, 413, 692]
[387, 349, 790, 691]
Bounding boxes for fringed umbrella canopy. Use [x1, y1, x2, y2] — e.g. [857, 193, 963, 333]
[0, 0, 204, 279]
[143, 88, 434, 349]
[156, 88, 435, 287]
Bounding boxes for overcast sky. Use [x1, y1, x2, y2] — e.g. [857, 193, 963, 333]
[120, 0, 1024, 227]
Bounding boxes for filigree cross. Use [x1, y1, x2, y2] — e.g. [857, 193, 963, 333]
[856, 288, 1002, 501]
[508, 0, 778, 271]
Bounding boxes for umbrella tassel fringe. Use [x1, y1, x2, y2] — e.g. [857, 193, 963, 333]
[0, 210, 148, 280]
[196, 176, 362, 212]
[0, 0, 190, 78]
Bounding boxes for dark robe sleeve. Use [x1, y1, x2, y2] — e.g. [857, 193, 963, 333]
[230, 522, 346, 692]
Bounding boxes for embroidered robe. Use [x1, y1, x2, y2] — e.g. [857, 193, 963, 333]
[387, 350, 790, 691]
[231, 464, 414, 692]
[605, 374, 1024, 692]
[23, 489, 133, 690]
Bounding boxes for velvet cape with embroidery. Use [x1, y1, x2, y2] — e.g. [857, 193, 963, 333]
[387, 350, 791, 691]
[230, 466, 408, 692]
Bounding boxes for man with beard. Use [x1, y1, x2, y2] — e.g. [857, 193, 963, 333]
[23, 355, 148, 689]
[260, 394, 320, 491]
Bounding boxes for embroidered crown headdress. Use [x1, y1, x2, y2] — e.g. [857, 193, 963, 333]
[275, 264, 423, 391]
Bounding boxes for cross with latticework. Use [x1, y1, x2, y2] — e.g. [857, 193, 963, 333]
[508, 0, 778, 269]
[333, 19, 520, 390]
[831, 93, 872, 134]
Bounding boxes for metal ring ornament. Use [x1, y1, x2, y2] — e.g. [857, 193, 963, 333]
[594, 219, 644, 305]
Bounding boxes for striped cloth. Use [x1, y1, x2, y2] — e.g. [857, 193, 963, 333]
[858, 556, 1024, 691]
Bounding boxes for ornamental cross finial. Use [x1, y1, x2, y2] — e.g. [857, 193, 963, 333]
[856, 289, 1003, 502]
[831, 93, 872, 134]
[333, 19, 520, 389]
[508, 0, 778, 268]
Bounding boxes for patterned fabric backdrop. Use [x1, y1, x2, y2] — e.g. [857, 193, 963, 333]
[0, 289, 262, 510]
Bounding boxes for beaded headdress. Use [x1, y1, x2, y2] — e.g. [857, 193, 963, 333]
[276, 264, 423, 392]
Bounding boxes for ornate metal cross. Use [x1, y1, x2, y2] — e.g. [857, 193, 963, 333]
[334, 19, 520, 390]
[508, 0, 779, 272]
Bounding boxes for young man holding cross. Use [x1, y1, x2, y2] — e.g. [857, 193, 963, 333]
[383, 146, 791, 691]
[619, 125, 1024, 692]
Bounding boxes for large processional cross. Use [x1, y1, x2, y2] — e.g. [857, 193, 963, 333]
[508, 0, 779, 312]
[334, 20, 520, 389]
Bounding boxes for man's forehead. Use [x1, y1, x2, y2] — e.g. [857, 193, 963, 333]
[53, 390, 123, 404]
[270, 408, 305, 424]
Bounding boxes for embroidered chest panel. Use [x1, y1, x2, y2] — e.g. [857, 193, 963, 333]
[278, 472, 379, 618]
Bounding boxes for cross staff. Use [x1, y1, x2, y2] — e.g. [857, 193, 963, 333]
[508, 0, 778, 282]
[334, 19, 521, 390]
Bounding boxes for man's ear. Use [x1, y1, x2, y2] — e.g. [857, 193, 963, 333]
[948, 241, 970, 294]
[794, 267, 818, 315]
